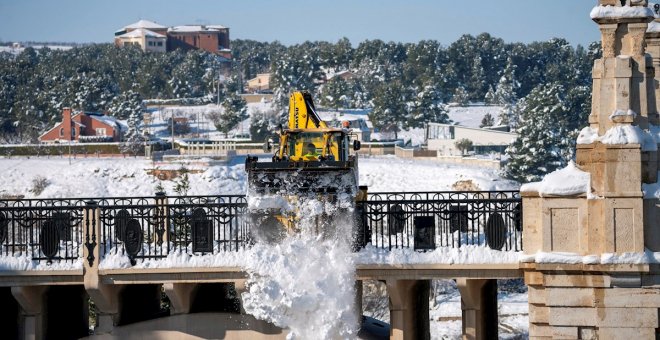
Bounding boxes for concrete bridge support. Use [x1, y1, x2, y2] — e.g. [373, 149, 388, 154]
[163, 283, 197, 315]
[11, 285, 89, 340]
[457, 279, 498, 340]
[386, 279, 430, 340]
[11, 286, 47, 340]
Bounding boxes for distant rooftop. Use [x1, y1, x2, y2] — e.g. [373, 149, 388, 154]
[117, 28, 166, 39]
[168, 25, 227, 33]
[124, 19, 167, 30]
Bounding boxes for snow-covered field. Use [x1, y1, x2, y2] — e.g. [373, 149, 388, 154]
[0, 155, 519, 198]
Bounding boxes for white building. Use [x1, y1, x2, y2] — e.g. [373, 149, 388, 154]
[426, 123, 517, 156]
[114, 20, 168, 53]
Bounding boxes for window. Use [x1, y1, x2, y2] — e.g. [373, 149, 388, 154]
[96, 128, 107, 136]
[71, 128, 76, 137]
[59, 127, 64, 137]
[157, 41, 163, 46]
[148, 41, 153, 46]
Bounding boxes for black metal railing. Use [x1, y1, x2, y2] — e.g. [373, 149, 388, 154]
[98, 195, 249, 265]
[0, 191, 522, 266]
[356, 191, 522, 252]
[0, 198, 86, 264]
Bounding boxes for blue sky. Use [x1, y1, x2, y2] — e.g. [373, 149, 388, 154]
[0, 0, 599, 46]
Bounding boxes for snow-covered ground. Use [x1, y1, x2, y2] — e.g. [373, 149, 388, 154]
[447, 105, 503, 129]
[0, 155, 519, 199]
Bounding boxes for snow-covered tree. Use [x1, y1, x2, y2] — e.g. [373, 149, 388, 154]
[455, 138, 473, 156]
[319, 77, 351, 109]
[250, 108, 281, 142]
[208, 93, 248, 138]
[480, 113, 495, 128]
[504, 83, 584, 183]
[108, 89, 143, 120]
[370, 81, 410, 139]
[494, 57, 519, 128]
[409, 83, 449, 126]
[120, 102, 145, 156]
[452, 86, 469, 106]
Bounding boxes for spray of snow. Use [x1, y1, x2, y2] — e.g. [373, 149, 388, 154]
[520, 161, 591, 197]
[241, 189, 358, 339]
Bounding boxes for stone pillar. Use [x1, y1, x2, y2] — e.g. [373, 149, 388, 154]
[522, 2, 660, 339]
[163, 283, 198, 315]
[11, 286, 47, 340]
[386, 280, 429, 340]
[82, 200, 123, 334]
[354, 280, 363, 324]
[645, 13, 660, 126]
[457, 279, 498, 340]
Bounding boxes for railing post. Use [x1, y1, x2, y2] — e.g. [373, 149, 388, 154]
[353, 185, 369, 251]
[83, 200, 123, 335]
[155, 192, 169, 246]
[83, 200, 100, 271]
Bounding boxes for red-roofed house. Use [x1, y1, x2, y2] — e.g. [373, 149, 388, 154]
[39, 108, 126, 143]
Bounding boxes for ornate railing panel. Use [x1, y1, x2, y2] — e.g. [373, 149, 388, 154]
[357, 191, 522, 251]
[98, 195, 248, 265]
[0, 199, 86, 263]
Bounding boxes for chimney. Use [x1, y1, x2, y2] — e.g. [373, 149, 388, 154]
[63, 107, 72, 122]
[62, 107, 72, 141]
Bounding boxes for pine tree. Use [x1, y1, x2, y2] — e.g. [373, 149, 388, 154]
[494, 57, 519, 128]
[480, 113, 495, 128]
[370, 80, 409, 139]
[249, 108, 280, 142]
[409, 83, 449, 126]
[319, 78, 351, 109]
[209, 93, 248, 138]
[484, 86, 496, 104]
[120, 102, 145, 156]
[504, 83, 574, 182]
[452, 86, 469, 106]
[108, 89, 143, 120]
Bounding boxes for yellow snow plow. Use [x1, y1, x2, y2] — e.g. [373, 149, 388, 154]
[245, 91, 361, 241]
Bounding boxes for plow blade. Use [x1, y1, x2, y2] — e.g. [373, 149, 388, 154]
[245, 158, 358, 196]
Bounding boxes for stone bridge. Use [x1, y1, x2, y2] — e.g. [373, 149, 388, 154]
[0, 191, 523, 339]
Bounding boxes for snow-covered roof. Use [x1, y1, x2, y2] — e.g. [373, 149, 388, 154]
[117, 28, 166, 39]
[124, 19, 167, 30]
[168, 25, 226, 33]
[89, 114, 127, 131]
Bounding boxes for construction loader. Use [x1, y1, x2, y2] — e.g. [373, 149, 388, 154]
[245, 91, 362, 241]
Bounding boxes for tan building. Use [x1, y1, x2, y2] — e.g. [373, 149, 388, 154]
[246, 73, 271, 92]
[114, 20, 231, 58]
[425, 123, 516, 156]
[115, 28, 167, 53]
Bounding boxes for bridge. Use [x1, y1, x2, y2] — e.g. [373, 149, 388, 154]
[0, 191, 523, 339]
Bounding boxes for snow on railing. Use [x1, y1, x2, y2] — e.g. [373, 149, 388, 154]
[0, 191, 522, 268]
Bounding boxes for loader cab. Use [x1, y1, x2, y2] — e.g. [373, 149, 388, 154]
[281, 129, 352, 162]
